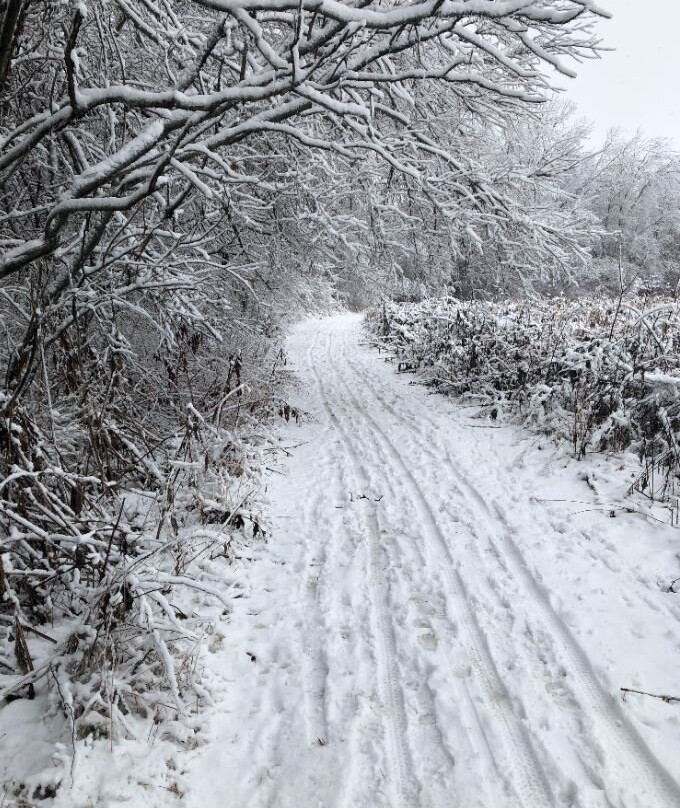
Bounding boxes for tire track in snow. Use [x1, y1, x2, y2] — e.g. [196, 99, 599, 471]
[283, 326, 335, 752]
[304, 326, 421, 808]
[316, 326, 467, 807]
[318, 341, 480, 805]
[460, 473, 680, 808]
[412, 411, 680, 808]
[328, 350, 518, 806]
[329, 322, 554, 808]
[303, 329, 387, 806]
[305, 328, 378, 806]
[342, 341, 619, 803]
[298, 478, 331, 747]
[348, 319, 680, 808]
[301, 328, 384, 756]
[356, 341, 680, 642]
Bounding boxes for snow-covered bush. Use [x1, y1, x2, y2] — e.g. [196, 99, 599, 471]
[369, 297, 680, 502]
[0, 312, 289, 793]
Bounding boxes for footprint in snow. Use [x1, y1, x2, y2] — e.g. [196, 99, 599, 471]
[418, 632, 438, 652]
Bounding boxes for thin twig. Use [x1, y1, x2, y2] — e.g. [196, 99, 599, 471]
[621, 687, 680, 704]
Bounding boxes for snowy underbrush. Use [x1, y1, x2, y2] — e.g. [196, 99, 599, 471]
[369, 297, 680, 508]
[0, 328, 291, 804]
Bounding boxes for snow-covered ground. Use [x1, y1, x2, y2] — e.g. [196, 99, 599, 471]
[177, 313, 680, 808]
[6, 312, 680, 807]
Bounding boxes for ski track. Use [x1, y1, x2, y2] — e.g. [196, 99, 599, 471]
[341, 325, 680, 808]
[216, 313, 680, 808]
[307, 329, 422, 808]
[333, 334, 557, 807]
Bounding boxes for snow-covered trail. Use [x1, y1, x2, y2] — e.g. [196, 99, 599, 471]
[185, 313, 680, 808]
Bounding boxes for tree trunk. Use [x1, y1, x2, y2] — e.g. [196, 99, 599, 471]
[0, 0, 23, 94]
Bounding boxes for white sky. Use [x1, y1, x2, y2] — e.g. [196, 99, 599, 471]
[560, 1, 680, 147]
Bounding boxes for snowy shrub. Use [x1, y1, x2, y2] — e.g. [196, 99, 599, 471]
[0, 316, 288, 782]
[369, 297, 680, 502]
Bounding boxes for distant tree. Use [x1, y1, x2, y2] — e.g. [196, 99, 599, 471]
[577, 130, 680, 292]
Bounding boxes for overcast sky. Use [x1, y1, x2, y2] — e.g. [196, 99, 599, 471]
[561, 1, 679, 147]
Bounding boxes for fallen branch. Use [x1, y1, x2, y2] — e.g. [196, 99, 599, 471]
[0, 658, 54, 702]
[621, 687, 680, 704]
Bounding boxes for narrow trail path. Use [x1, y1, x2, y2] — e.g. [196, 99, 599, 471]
[185, 314, 680, 808]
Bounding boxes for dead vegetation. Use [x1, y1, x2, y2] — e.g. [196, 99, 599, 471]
[370, 297, 680, 508]
[0, 307, 289, 788]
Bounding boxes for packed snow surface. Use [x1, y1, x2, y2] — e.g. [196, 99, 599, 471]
[16, 313, 680, 807]
[188, 312, 680, 808]
[180, 313, 680, 808]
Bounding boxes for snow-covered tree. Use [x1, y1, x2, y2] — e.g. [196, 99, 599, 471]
[0, 0, 611, 737]
[579, 131, 680, 291]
